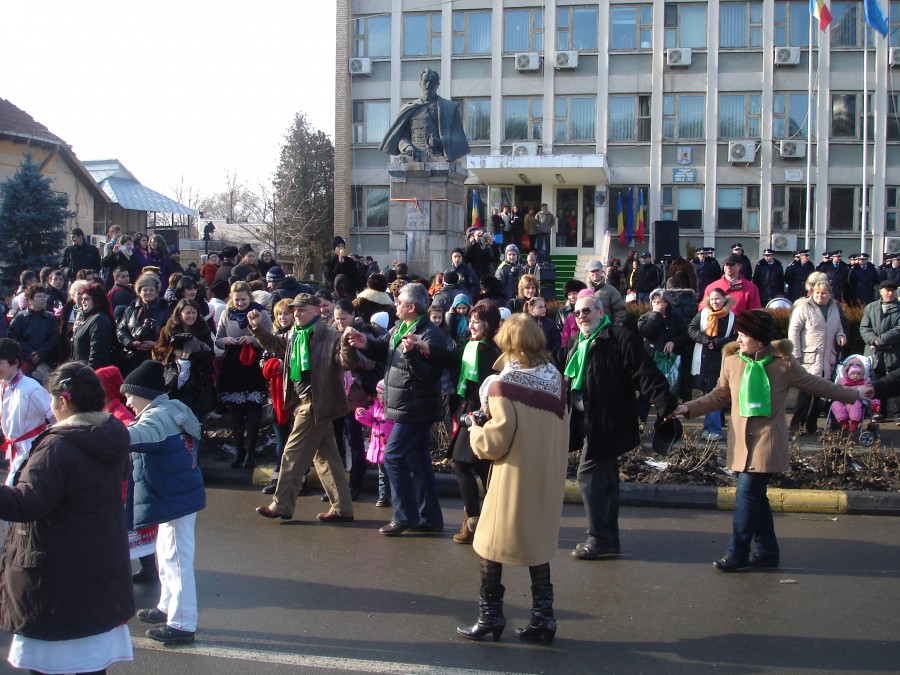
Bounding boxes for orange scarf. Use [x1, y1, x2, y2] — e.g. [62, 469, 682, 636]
[705, 306, 730, 337]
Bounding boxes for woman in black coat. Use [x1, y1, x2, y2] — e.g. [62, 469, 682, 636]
[0, 363, 134, 672]
[636, 288, 689, 422]
[71, 282, 115, 369]
[117, 272, 171, 375]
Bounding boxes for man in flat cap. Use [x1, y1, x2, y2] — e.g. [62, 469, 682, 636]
[586, 260, 626, 325]
[784, 249, 815, 301]
[848, 252, 879, 305]
[752, 248, 785, 305]
[860, 279, 900, 420]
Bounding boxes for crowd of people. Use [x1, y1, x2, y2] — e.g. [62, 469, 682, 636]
[0, 222, 891, 666]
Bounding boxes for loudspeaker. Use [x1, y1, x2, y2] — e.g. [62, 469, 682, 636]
[654, 221, 680, 260]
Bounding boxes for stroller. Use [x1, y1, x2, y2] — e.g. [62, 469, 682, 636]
[821, 354, 880, 447]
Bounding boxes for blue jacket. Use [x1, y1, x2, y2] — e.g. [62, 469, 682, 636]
[127, 395, 205, 529]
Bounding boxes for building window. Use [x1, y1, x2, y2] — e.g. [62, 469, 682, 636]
[555, 97, 596, 142]
[775, 1, 818, 46]
[351, 187, 389, 230]
[353, 15, 390, 58]
[829, 186, 869, 231]
[719, 94, 762, 139]
[352, 101, 390, 145]
[832, 93, 875, 139]
[772, 185, 814, 230]
[661, 186, 703, 229]
[404, 13, 441, 57]
[505, 8, 543, 53]
[717, 186, 760, 231]
[453, 10, 491, 55]
[887, 187, 899, 232]
[830, 2, 863, 47]
[609, 95, 652, 141]
[889, 95, 900, 141]
[459, 98, 491, 142]
[504, 98, 543, 141]
[720, 2, 763, 48]
[610, 5, 653, 50]
[558, 6, 599, 50]
[664, 3, 707, 49]
[774, 92, 816, 138]
[891, 2, 900, 47]
[466, 187, 488, 228]
[663, 94, 705, 140]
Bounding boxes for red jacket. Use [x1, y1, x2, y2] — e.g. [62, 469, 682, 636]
[700, 276, 761, 316]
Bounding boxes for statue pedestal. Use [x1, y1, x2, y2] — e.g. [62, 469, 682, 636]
[387, 160, 467, 278]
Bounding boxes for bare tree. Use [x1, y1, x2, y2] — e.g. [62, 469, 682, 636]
[152, 176, 207, 238]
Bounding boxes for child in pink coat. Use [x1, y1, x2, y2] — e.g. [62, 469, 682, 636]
[830, 356, 879, 431]
[355, 380, 394, 507]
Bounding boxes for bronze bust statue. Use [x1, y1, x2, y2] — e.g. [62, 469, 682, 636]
[380, 68, 470, 163]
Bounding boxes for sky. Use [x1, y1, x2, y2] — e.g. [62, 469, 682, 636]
[1, 1, 337, 201]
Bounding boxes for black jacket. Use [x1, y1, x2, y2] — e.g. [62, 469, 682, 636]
[637, 310, 689, 355]
[59, 242, 102, 281]
[362, 316, 447, 424]
[324, 255, 363, 291]
[554, 325, 676, 459]
[634, 262, 663, 293]
[9, 310, 59, 366]
[693, 258, 722, 298]
[117, 298, 170, 353]
[848, 264, 880, 305]
[72, 310, 114, 369]
[821, 261, 851, 302]
[784, 261, 815, 301]
[752, 259, 785, 305]
[0, 413, 134, 640]
[101, 250, 140, 287]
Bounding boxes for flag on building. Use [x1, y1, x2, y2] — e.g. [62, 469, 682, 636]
[471, 191, 482, 229]
[626, 187, 635, 245]
[636, 189, 646, 243]
[864, 0, 889, 37]
[810, 0, 833, 31]
[617, 191, 626, 244]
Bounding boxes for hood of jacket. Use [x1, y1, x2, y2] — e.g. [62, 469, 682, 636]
[722, 338, 793, 361]
[47, 412, 129, 466]
[700, 294, 736, 312]
[355, 288, 393, 306]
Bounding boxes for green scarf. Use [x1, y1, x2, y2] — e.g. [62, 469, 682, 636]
[564, 314, 610, 391]
[289, 319, 318, 381]
[391, 315, 423, 349]
[738, 353, 775, 417]
[457, 339, 483, 396]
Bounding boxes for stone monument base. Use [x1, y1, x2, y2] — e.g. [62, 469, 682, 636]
[387, 160, 467, 279]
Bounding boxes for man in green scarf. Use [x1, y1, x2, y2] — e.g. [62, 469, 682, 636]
[247, 293, 357, 524]
[555, 292, 676, 560]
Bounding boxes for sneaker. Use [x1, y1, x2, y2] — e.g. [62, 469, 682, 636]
[701, 432, 721, 442]
[375, 497, 391, 508]
[137, 607, 168, 624]
[146, 624, 195, 645]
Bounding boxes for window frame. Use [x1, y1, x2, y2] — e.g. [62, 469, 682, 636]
[829, 186, 870, 232]
[453, 9, 492, 56]
[718, 93, 762, 139]
[353, 14, 391, 58]
[887, 186, 899, 232]
[504, 97, 544, 142]
[403, 12, 442, 57]
[504, 7, 544, 54]
[456, 97, 492, 143]
[775, 1, 819, 47]
[351, 186, 390, 231]
[771, 185, 815, 231]
[719, 1, 763, 49]
[609, 4, 654, 51]
[773, 91, 816, 139]
[352, 100, 390, 146]
[831, 93, 875, 140]
[661, 186, 704, 230]
[662, 94, 705, 140]
[554, 96, 597, 143]
[608, 95, 652, 142]
[664, 3, 708, 49]
[717, 186, 761, 231]
[557, 5, 600, 51]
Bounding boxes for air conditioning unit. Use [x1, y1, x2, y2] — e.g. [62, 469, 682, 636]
[554, 51, 579, 69]
[890, 47, 900, 67]
[728, 141, 757, 163]
[666, 48, 692, 67]
[512, 142, 539, 156]
[779, 140, 807, 159]
[885, 237, 900, 254]
[348, 58, 373, 76]
[771, 234, 798, 252]
[774, 47, 801, 66]
[515, 52, 541, 72]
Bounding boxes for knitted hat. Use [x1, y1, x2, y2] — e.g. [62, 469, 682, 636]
[443, 270, 460, 285]
[332, 236, 346, 249]
[376, 379, 386, 394]
[134, 272, 160, 292]
[505, 244, 520, 255]
[367, 273, 388, 293]
[371, 311, 389, 329]
[499, 307, 511, 321]
[563, 279, 588, 296]
[734, 309, 775, 344]
[649, 288, 672, 304]
[266, 266, 286, 283]
[210, 279, 231, 300]
[576, 288, 595, 298]
[451, 247, 464, 256]
[452, 293, 471, 308]
[95, 366, 125, 404]
[120, 360, 166, 400]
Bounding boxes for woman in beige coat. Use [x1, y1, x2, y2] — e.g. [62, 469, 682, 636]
[674, 309, 860, 572]
[457, 314, 568, 644]
[788, 279, 847, 434]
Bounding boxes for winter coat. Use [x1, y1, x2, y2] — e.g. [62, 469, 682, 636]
[534, 315, 561, 352]
[859, 298, 900, 375]
[684, 340, 860, 473]
[213, 260, 236, 285]
[59, 242, 102, 281]
[108, 283, 137, 313]
[693, 257, 722, 298]
[688, 295, 737, 391]
[495, 261, 523, 300]
[469, 360, 568, 566]
[72, 309, 114, 369]
[443, 338, 501, 462]
[788, 298, 846, 378]
[252, 318, 355, 424]
[463, 242, 494, 281]
[446, 262, 479, 299]
[701, 276, 762, 316]
[784, 260, 815, 301]
[117, 298, 170, 354]
[324, 255, 363, 291]
[588, 282, 626, 325]
[353, 288, 394, 324]
[822, 261, 851, 302]
[232, 260, 261, 281]
[848, 264, 880, 305]
[555, 325, 676, 459]
[752, 259, 786, 305]
[638, 309, 689, 356]
[0, 412, 134, 640]
[355, 399, 394, 464]
[200, 262, 219, 288]
[127, 395, 205, 529]
[9, 309, 59, 366]
[665, 257, 697, 290]
[634, 262, 663, 293]
[352, 315, 447, 424]
[101, 250, 140, 287]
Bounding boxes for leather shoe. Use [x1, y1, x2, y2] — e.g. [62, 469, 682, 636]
[575, 541, 621, 554]
[749, 554, 780, 568]
[379, 521, 413, 536]
[137, 607, 168, 624]
[261, 480, 277, 495]
[712, 555, 749, 572]
[409, 522, 444, 533]
[572, 543, 619, 559]
[256, 505, 291, 520]
[317, 511, 354, 523]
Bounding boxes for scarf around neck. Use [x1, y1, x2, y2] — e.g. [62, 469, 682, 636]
[289, 318, 319, 381]
[564, 314, 610, 391]
[738, 353, 775, 417]
[457, 339, 483, 396]
[391, 315, 423, 349]
[705, 305, 730, 337]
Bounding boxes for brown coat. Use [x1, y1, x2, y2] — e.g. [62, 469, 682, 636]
[683, 340, 860, 473]
[469, 361, 568, 566]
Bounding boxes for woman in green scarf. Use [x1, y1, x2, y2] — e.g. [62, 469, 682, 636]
[673, 309, 862, 572]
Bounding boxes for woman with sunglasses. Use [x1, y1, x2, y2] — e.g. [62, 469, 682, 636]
[72, 283, 115, 369]
[0, 363, 135, 674]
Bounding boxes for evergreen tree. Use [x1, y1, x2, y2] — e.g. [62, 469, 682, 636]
[0, 153, 72, 290]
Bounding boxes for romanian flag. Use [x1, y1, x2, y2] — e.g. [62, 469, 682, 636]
[471, 191, 482, 229]
[617, 191, 626, 244]
[626, 187, 635, 245]
[636, 189, 646, 244]
[810, 0, 833, 31]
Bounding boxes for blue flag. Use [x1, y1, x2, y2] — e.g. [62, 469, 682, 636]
[626, 187, 635, 246]
[864, 0, 889, 37]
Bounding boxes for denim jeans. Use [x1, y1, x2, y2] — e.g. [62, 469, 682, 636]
[702, 409, 723, 437]
[272, 420, 291, 475]
[729, 472, 779, 561]
[383, 422, 443, 527]
[576, 455, 620, 549]
[377, 465, 391, 502]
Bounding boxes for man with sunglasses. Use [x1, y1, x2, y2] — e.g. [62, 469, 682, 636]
[555, 292, 676, 560]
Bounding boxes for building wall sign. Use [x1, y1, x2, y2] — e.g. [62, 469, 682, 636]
[784, 169, 804, 182]
[673, 168, 697, 183]
[677, 146, 692, 165]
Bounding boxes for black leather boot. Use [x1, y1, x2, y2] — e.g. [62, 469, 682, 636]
[230, 412, 246, 468]
[243, 422, 259, 470]
[456, 584, 505, 641]
[515, 584, 556, 643]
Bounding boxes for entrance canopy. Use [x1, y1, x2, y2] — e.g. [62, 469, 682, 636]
[466, 153, 609, 187]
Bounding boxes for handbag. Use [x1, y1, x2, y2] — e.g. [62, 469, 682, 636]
[625, 291, 637, 303]
[653, 351, 681, 394]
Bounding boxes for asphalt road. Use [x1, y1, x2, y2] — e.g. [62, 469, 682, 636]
[1, 485, 898, 674]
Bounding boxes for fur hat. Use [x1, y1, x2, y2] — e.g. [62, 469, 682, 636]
[649, 288, 672, 305]
[563, 279, 588, 296]
[734, 309, 775, 344]
[221, 246, 239, 259]
[238, 244, 254, 257]
[367, 273, 388, 293]
[120, 360, 166, 401]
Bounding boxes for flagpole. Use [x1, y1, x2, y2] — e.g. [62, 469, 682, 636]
[805, 13, 814, 251]
[861, 26, 870, 256]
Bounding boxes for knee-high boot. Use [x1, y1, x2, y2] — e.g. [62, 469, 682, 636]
[230, 412, 246, 469]
[456, 584, 505, 641]
[243, 421, 260, 470]
[515, 584, 556, 643]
